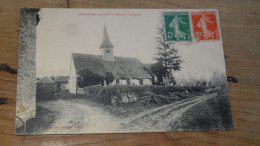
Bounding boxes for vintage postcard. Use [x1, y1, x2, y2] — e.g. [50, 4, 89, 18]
[16, 8, 233, 135]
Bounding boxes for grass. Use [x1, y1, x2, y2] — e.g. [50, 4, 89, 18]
[173, 87, 233, 131]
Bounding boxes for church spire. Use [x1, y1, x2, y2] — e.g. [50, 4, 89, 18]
[100, 25, 115, 61]
[100, 25, 113, 49]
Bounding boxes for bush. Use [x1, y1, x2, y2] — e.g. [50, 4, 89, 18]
[77, 69, 103, 88]
[82, 85, 205, 106]
[104, 72, 114, 85]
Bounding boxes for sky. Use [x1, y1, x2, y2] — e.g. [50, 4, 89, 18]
[36, 8, 227, 82]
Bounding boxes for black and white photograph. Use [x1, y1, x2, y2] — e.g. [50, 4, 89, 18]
[16, 8, 233, 134]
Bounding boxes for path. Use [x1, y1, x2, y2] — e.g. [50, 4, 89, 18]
[39, 100, 120, 134]
[39, 92, 217, 133]
[121, 92, 218, 132]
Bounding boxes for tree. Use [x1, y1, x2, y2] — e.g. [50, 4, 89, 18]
[169, 76, 176, 85]
[154, 17, 183, 85]
[150, 62, 166, 84]
[104, 72, 114, 85]
[77, 69, 103, 88]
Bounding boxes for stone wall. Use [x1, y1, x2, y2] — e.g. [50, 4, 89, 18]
[16, 8, 40, 134]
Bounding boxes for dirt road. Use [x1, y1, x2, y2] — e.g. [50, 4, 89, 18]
[121, 92, 218, 132]
[40, 100, 121, 134]
[39, 92, 217, 133]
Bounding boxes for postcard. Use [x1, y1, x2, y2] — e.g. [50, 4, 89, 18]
[16, 8, 233, 134]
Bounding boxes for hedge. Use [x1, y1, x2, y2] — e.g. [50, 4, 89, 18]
[82, 85, 206, 105]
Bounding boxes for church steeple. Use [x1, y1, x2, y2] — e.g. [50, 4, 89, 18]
[100, 25, 113, 49]
[100, 25, 114, 61]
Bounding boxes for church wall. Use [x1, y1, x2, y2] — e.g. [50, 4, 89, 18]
[107, 78, 153, 86]
[154, 76, 158, 83]
[110, 79, 117, 85]
[68, 77, 77, 94]
[143, 78, 152, 85]
[120, 79, 127, 85]
[130, 79, 140, 85]
[68, 57, 77, 94]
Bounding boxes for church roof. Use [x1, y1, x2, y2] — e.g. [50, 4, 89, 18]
[72, 53, 152, 79]
[100, 25, 113, 49]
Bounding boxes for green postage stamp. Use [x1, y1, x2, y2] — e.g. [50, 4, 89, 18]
[164, 12, 191, 41]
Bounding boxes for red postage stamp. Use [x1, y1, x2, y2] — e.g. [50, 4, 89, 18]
[191, 11, 220, 41]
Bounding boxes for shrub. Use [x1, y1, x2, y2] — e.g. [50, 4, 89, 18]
[82, 85, 205, 106]
[104, 72, 114, 85]
[77, 69, 103, 88]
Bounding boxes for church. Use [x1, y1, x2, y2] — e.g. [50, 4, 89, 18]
[68, 25, 155, 94]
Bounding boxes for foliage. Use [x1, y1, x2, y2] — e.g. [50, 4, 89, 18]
[104, 72, 114, 85]
[175, 87, 233, 130]
[169, 76, 176, 85]
[153, 16, 183, 85]
[176, 71, 227, 86]
[150, 62, 166, 84]
[77, 69, 103, 88]
[83, 85, 206, 105]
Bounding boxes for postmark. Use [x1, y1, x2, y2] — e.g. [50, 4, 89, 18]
[191, 11, 220, 41]
[164, 12, 192, 41]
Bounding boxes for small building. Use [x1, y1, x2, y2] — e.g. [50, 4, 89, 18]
[68, 25, 155, 94]
[55, 76, 69, 93]
[36, 76, 56, 100]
